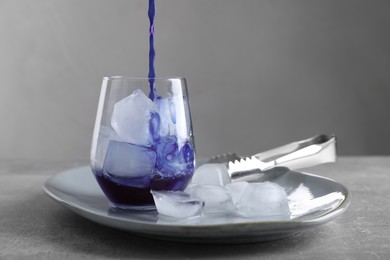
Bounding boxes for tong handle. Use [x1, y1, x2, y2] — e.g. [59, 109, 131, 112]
[254, 134, 337, 170]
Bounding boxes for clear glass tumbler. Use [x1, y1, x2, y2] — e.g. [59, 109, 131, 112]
[90, 76, 196, 209]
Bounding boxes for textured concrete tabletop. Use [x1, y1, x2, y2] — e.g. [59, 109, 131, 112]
[0, 157, 389, 259]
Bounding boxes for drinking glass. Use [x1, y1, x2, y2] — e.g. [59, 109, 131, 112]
[90, 76, 196, 209]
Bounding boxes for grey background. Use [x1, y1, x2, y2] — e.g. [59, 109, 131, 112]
[1, 0, 389, 162]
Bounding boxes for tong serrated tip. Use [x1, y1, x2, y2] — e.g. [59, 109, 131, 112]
[207, 153, 241, 164]
[227, 156, 271, 182]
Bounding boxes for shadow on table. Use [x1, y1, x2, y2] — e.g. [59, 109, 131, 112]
[3, 192, 323, 258]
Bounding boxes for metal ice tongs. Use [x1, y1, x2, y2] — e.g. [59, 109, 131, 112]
[208, 134, 337, 182]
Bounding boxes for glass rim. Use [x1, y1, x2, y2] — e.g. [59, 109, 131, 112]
[103, 76, 186, 81]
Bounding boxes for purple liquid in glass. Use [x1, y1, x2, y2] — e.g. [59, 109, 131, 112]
[95, 137, 194, 208]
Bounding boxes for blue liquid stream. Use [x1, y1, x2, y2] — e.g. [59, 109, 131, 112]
[148, 0, 157, 100]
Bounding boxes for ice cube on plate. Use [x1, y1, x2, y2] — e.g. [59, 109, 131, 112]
[185, 185, 237, 214]
[111, 89, 155, 146]
[151, 190, 204, 219]
[237, 182, 290, 219]
[156, 96, 176, 137]
[226, 181, 249, 205]
[191, 163, 231, 186]
[103, 140, 156, 179]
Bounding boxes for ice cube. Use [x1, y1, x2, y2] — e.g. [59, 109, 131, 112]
[170, 81, 189, 148]
[238, 182, 290, 219]
[111, 89, 156, 146]
[191, 164, 231, 186]
[103, 140, 156, 179]
[156, 96, 176, 137]
[154, 136, 195, 175]
[91, 126, 122, 173]
[149, 112, 160, 142]
[151, 190, 204, 219]
[185, 185, 237, 214]
[226, 181, 249, 205]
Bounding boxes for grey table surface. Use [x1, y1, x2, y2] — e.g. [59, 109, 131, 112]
[0, 157, 389, 260]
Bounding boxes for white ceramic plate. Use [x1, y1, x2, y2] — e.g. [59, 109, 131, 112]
[43, 166, 350, 243]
